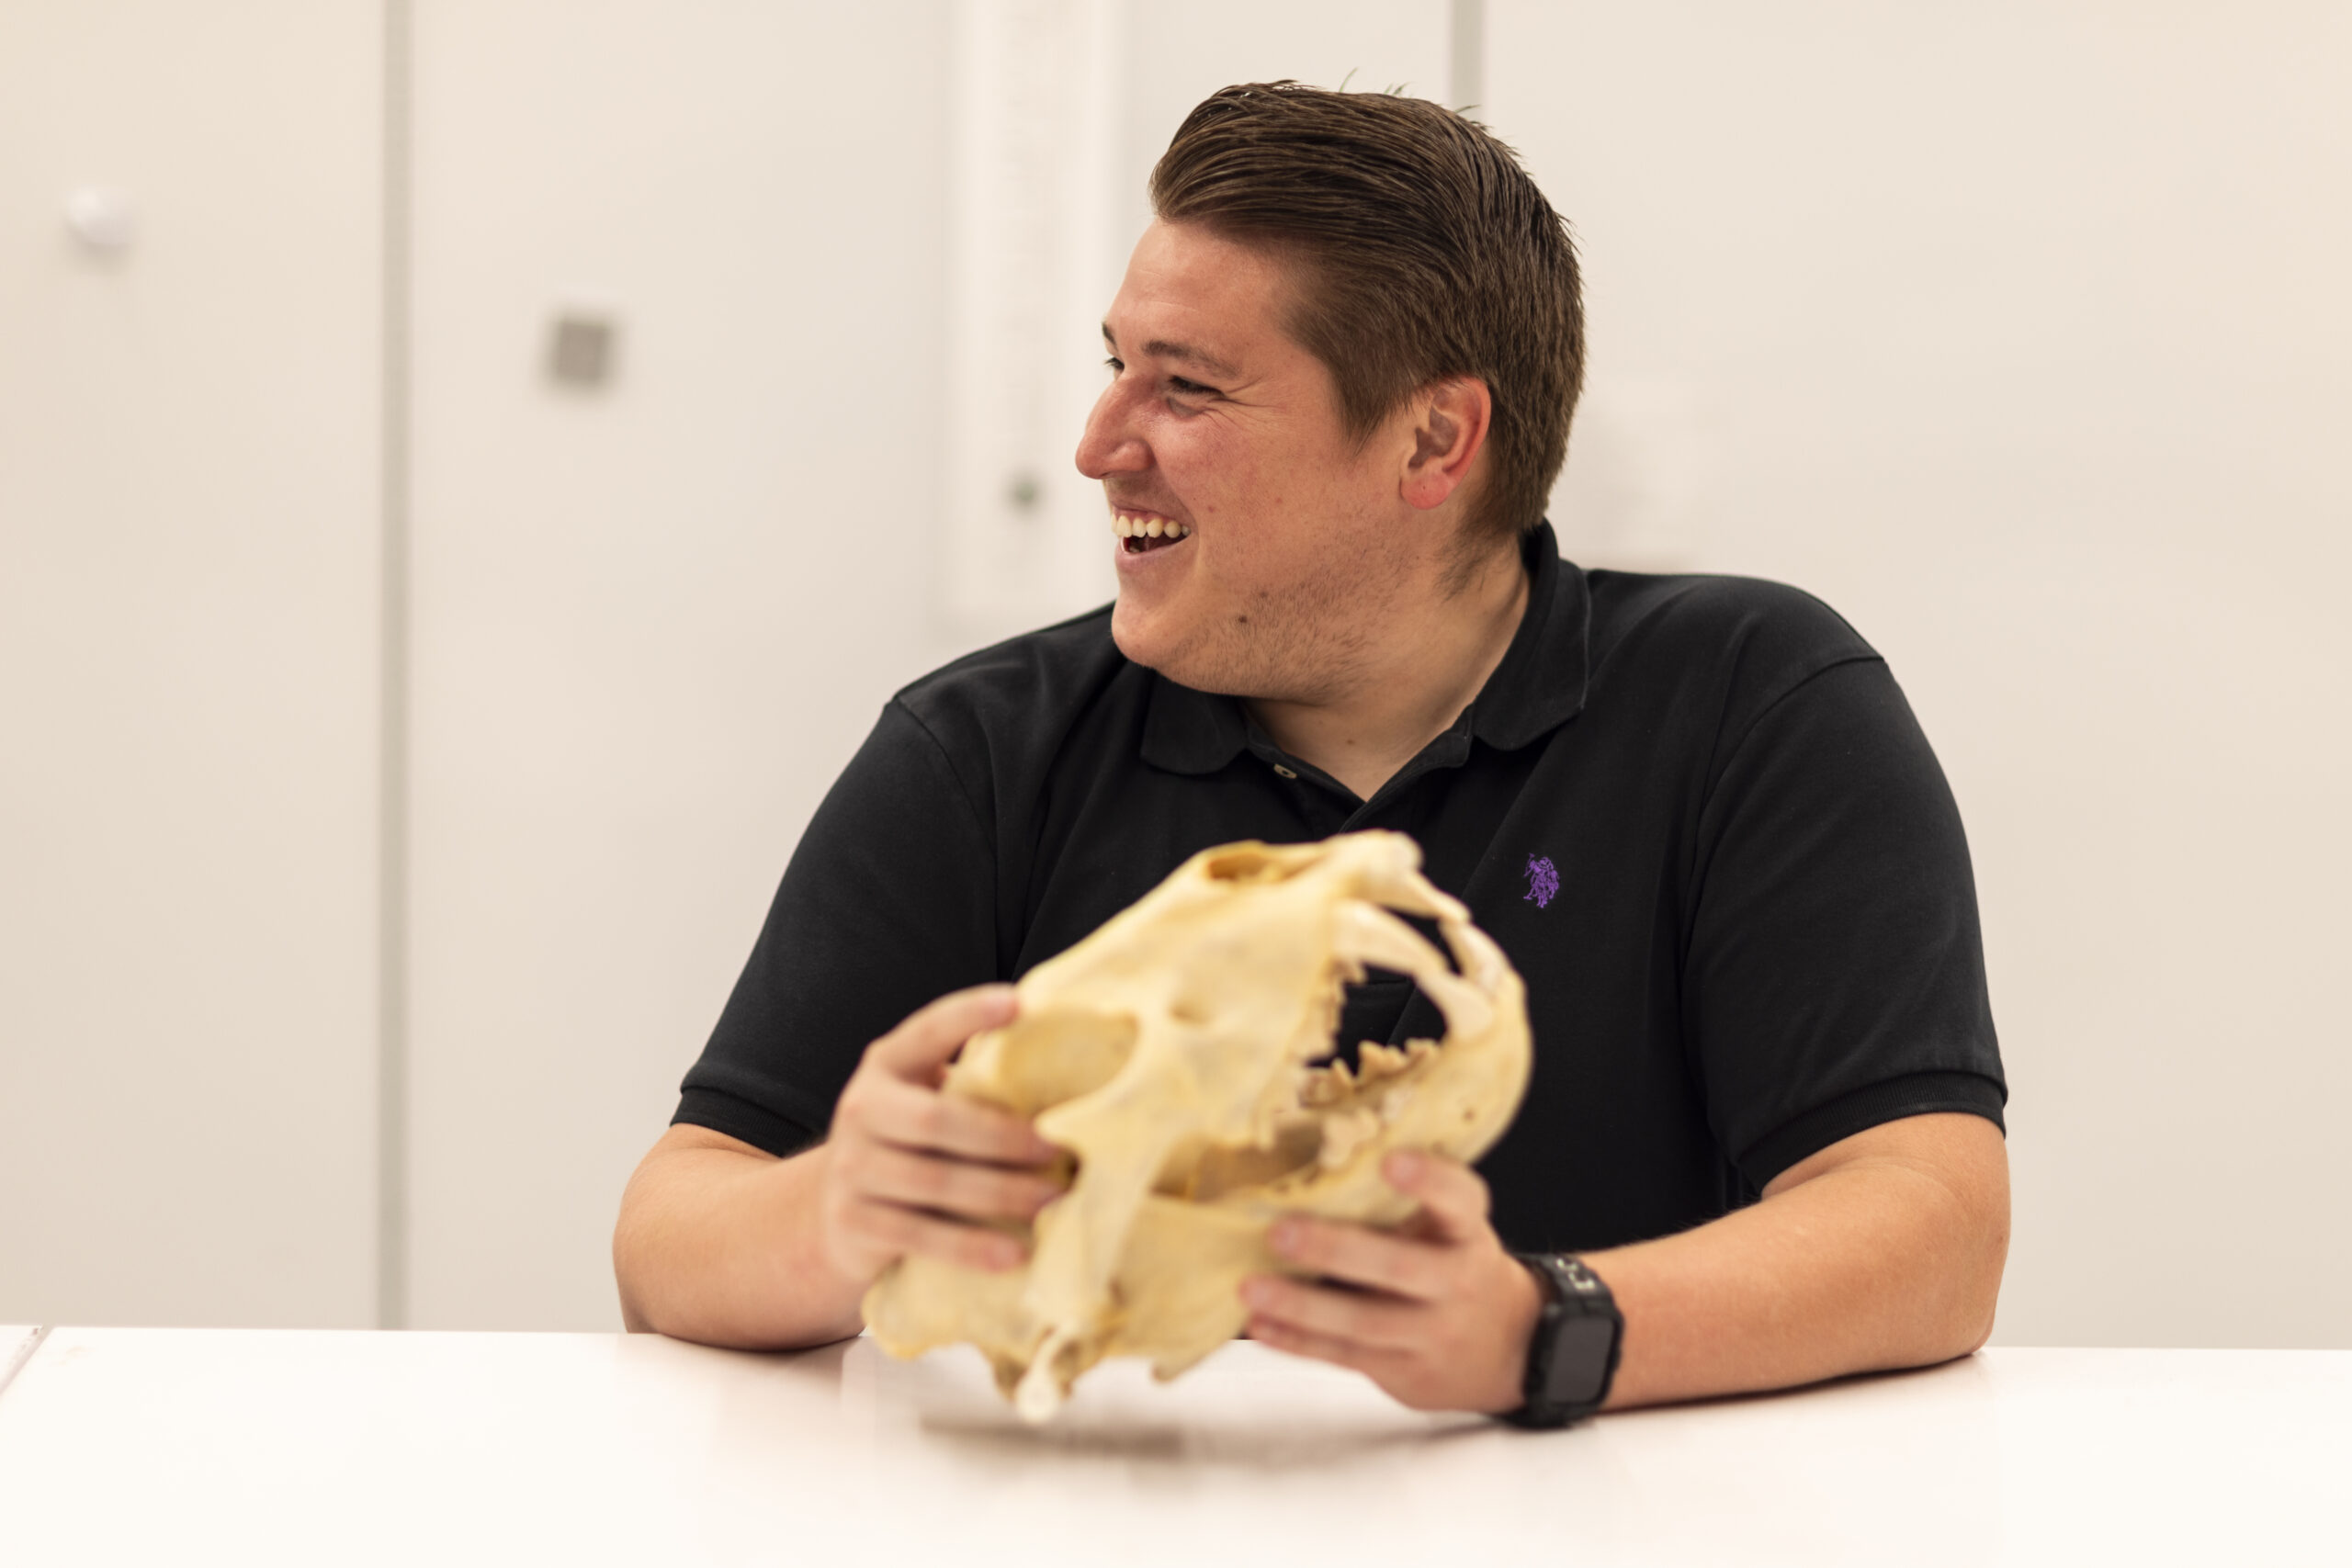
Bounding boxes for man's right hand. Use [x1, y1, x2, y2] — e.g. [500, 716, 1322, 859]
[615, 983, 1063, 1348]
[815, 984, 1065, 1286]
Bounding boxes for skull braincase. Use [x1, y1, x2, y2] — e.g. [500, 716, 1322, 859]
[861, 829, 1532, 1421]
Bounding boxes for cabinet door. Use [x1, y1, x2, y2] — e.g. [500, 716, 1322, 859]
[402, 0, 962, 1329]
[0, 2, 383, 1327]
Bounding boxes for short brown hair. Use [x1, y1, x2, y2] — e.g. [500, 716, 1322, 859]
[1149, 82, 1584, 548]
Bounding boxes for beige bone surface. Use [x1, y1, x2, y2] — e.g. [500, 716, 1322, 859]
[861, 830, 1532, 1421]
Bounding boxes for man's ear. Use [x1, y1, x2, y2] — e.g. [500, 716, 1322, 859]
[1399, 378, 1493, 512]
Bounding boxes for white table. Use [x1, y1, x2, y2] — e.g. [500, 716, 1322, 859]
[0, 1329, 2344, 1566]
[0, 1326, 40, 1396]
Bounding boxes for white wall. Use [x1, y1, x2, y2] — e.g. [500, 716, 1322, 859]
[0, 2, 383, 1326]
[1114, 0, 1453, 245]
[1492, 0, 2352, 1348]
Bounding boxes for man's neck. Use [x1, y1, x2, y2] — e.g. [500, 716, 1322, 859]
[1245, 545, 1531, 803]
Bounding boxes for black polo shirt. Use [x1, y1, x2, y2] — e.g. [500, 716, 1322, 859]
[676, 524, 2005, 1253]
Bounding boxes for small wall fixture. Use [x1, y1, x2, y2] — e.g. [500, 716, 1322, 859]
[548, 295, 619, 388]
[64, 186, 139, 253]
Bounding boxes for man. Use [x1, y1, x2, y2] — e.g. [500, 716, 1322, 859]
[615, 84, 2008, 1422]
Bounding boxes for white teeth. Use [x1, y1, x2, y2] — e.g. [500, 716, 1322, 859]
[1111, 513, 1189, 542]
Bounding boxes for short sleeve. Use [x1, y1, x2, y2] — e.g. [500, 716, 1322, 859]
[1684, 657, 2006, 1188]
[673, 700, 1000, 1156]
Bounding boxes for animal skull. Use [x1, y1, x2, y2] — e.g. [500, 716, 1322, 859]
[861, 829, 1532, 1421]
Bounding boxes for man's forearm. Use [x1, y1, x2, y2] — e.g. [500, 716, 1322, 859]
[1583, 1114, 2010, 1409]
[614, 1132, 869, 1349]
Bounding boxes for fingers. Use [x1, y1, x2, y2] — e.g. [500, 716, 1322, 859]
[1247, 1268, 1532, 1415]
[1269, 1213, 1450, 1302]
[823, 987, 1065, 1283]
[865, 984, 1018, 1082]
[1243, 1155, 1534, 1416]
[1255, 1154, 1495, 1303]
[1244, 1312, 1400, 1377]
[1241, 1273, 1426, 1353]
[1381, 1149, 1491, 1242]
[853, 1072, 1058, 1167]
[841, 987, 1052, 1167]
[821, 1137, 1050, 1282]
[849, 1140, 1061, 1224]
[842, 1197, 1027, 1273]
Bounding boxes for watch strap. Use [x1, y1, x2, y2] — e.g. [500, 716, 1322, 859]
[1501, 1252, 1623, 1429]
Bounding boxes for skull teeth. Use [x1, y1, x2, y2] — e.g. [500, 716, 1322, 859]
[1359, 1040, 1435, 1081]
[1299, 1064, 1351, 1108]
[1295, 1038, 1437, 1113]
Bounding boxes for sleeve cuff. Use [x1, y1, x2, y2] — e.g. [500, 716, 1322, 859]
[1737, 1070, 2007, 1190]
[672, 1087, 823, 1159]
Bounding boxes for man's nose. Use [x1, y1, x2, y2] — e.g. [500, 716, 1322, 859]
[1074, 382, 1147, 480]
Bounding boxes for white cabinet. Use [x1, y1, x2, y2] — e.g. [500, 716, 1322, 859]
[0, 2, 384, 1327]
[401, 0, 961, 1328]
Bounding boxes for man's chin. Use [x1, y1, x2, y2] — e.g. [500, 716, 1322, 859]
[1111, 601, 1216, 689]
[1109, 599, 1176, 675]
[1112, 604, 1282, 699]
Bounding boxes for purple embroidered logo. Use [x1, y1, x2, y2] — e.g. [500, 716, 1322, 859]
[1523, 854, 1559, 909]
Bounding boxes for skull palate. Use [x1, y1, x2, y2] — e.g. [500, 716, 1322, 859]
[860, 829, 1533, 1421]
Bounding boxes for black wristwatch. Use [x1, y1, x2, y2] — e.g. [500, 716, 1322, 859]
[1501, 1253, 1623, 1428]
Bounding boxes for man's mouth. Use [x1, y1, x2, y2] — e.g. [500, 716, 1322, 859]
[1114, 511, 1193, 556]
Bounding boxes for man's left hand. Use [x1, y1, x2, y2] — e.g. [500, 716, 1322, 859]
[1240, 1148, 1543, 1414]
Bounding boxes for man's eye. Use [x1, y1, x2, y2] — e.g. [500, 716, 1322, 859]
[1103, 356, 1124, 375]
[1169, 378, 1214, 396]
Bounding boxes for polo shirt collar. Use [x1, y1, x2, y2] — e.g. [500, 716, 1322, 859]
[1140, 521, 1591, 776]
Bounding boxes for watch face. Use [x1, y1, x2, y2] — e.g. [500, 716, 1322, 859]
[1544, 1314, 1618, 1406]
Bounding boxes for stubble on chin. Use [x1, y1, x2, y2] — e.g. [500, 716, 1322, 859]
[1112, 572, 1384, 705]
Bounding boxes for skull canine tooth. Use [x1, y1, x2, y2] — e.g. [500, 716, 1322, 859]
[861, 829, 1533, 1420]
[1299, 1066, 1346, 1107]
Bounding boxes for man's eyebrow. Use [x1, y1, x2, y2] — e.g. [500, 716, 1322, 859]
[1102, 325, 1239, 380]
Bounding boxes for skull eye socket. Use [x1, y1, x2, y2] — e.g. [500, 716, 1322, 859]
[971, 1010, 1138, 1115]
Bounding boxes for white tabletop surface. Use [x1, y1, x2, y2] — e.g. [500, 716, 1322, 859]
[0, 1329, 2345, 1566]
[0, 1326, 39, 1390]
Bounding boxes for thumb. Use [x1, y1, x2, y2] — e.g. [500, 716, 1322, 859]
[1383, 1149, 1493, 1243]
[867, 983, 1018, 1081]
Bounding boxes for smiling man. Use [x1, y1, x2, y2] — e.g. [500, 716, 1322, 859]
[615, 84, 2009, 1424]
[1092, 221, 1530, 807]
